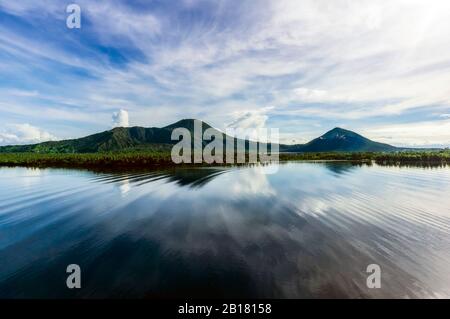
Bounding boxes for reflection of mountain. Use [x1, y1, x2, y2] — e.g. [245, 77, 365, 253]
[93, 167, 228, 189]
[322, 162, 368, 176]
[0, 119, 399, 153]
[165, 168, 227, 188]
[2, 164, 445, 299]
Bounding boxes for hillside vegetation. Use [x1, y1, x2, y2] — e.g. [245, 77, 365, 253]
[0, 119, 447, 168]
[0, 119, 400, 154]
[0, 150, 448, 169]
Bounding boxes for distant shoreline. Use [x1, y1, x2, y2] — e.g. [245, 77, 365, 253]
[0, 151, 448, 170]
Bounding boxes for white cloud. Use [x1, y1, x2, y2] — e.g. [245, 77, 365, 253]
[0, 1, 61, 17]
[361, 119, 450, 147]
[84, 1, 161, 44]
[227, 106, 274, 130]
[279, 87, 356, 104]
[2, 0, 450, 145]
[112, 109, 129, 127]
[0, 123, 57, 145]
[225, 106, 277, 141]
[125, 0, 450, 125]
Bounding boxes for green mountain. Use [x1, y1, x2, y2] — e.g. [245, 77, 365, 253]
[0, 120, 397, 153]
[0, 126, 171, 153]
[281, 127, 397, 152]
[0, 119, 233, 153]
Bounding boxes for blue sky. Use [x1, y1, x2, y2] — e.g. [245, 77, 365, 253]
[0, 0, 450, 147]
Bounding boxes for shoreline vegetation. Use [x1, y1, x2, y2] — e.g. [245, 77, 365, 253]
[0, 150, 448, 170]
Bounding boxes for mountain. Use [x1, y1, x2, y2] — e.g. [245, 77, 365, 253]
[0, 126, 173, 153]
[0, 119, 234, 153]
[163, 119, 213, 131]
[0, 120, 397, 153]
[281, 127, 397, 152]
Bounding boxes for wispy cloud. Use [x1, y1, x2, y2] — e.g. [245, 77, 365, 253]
[0, 0, 450, 146]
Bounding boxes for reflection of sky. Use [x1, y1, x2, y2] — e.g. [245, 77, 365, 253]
[0, 164, 450, 298]
[198, 166, 277, 198]
[118, 178, 130, 196]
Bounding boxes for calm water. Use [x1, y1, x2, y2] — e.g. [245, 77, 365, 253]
[0, 162, 449, 298]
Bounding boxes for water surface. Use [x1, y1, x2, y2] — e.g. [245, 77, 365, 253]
[0, 162, 449, 298]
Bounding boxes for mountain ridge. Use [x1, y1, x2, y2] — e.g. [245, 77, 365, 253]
[0, 119, 400, 153]
[281, 127, 397, 152]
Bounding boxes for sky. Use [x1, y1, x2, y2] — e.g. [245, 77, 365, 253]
[0, 0, 450, 147]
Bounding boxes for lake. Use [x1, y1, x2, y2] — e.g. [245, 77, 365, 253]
[0, 162, 449, 298]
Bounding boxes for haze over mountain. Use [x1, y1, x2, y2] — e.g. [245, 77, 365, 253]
[0, 119, 399, 153]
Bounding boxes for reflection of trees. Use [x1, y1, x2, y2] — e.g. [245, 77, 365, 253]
[91, 167, 228, 189]
[164, 168, 227, 188]
[375, 162, 448, 169]
[322, 162, 367, 176]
